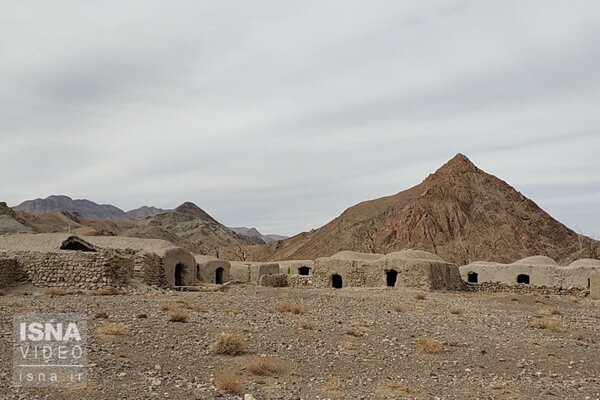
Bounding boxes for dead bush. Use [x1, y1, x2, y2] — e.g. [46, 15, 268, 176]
[416, 337, 441, 354]
[414, 293, 426, 301]
[46, 288, 70, 297]
[382, 382, 417, 395]
[533, 318, 563, 332]
[214, 370, 244, 393]
[297, 319, 315, 330]
[323, 376, 343, 393]
[94, 311, 109, 319]
[449, 307, 463, 315]
[246, 356, 281, 376]
[89, 287, 124, 296]
[210, 333, 246, 356]
[276, 301, 303, 315]
[393, 306, 403, 313]
[168, 308, 189, 323]
[96, 322, 128, 336]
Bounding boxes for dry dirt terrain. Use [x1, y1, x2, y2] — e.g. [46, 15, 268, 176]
[1, 285, 599, 399]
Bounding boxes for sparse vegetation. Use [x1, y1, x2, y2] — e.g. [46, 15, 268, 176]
[393, 305, 403, 312]
[210, 333, 246, 355]
[323, 376, 343, 393]
[214, 370, 244, 393]
[297, 318, 315, 330]
[450, 307, 463, 315]
[168, 308, 189, 322]
[96, 322, 128, 336]
[533, 318, 563, 332]
[416, 337, 441, 354]
[276, 301, 303, 314]
[89, 287, 124, 296]
[415, 293, 426, 301]
[382, 382, 417, 395]
[94, 311, 109, 319]
[246, 356, 281, 376]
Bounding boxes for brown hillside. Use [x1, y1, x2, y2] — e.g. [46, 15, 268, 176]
[251, 154, 585, 264]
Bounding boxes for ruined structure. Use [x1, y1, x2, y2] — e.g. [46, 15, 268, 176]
[0, 233, 197, 289]
[195, 255, 230, 284]
[229, 261, 279, 283]
[278, 260, 314, 276]
[460, 256, 600, 290]
[311, 250, 463, 290]
[0, 234, 132, 289]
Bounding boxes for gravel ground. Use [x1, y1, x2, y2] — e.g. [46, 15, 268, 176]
[1, 284, 599, 399]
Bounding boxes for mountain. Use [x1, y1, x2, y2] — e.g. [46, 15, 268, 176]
[14, 195, 129, 220]
[126, 206, 167, 219]
[231, 227, 289, 244]
[0, 202, 33, 234]
[250, 154, 587, 264]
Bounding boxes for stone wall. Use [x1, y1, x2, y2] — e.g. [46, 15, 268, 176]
[259, 273, 288, 287]
[196, 257, 230, 284]
[8, 250, 133, 289]
[464, 281, 586, 296]
[133, 251, 167, 287]
[0, 255, 17, 288]
[230, 262, 279, 284]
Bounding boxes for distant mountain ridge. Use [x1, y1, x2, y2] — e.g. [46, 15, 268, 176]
[14, 195, 129, 220]
[231, 227, 288, 244]
[126, 206, 167, 219]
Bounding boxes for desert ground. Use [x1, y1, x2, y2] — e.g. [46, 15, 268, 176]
[1, 285, 599, 400]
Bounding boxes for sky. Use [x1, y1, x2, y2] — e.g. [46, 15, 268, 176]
[1, 1, 599, 237]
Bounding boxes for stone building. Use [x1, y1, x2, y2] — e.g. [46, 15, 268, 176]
[0, 234, 132, 289]
[277, 260, 314, 276]
[0, 233, 197, 289]
[460, 256, 600, 290]
[311, 250, 463, 291]
[195, 255, 230, 284]
[229, 261, 279, 283]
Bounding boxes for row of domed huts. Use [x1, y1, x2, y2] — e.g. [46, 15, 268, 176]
[0, 233, 599, 295]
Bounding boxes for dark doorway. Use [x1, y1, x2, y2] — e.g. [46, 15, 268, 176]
[298, 266, 311, 276]
[386, 269, 398, 287]
[175, 264, 184, 286]
[516, 274, 530, 285]
[60, 237, 96, 252]
[331, 274, 343, 289]
[588, 278, 591, 290]
[215, 267, 224, 284]
[467, 272, 479, 283]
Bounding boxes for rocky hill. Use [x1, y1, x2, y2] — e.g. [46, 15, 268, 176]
[251, 154, 588, 264]
[125, 206, 167, 219]
[14, 195, 129, 220]
[230, 227, 289, 244]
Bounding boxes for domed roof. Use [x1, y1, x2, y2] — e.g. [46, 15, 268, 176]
[329, 251, 384, 261]
[567, 258, 600, 268]
[383, 249, 446, 262]
[512, 255, 557, 266]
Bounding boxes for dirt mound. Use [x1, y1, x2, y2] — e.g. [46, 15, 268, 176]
[251, 154, 588, 264]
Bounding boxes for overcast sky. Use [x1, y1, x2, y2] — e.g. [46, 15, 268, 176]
[1, 1, 599, 237]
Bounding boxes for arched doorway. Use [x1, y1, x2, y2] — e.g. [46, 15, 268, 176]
[174, 263, 184, 286]
[331, 274, 343, 289]
[386, 269, 398, 287]
[215, 267, 224, 284]
[298, 266, 311, 276]
[516, 274, 530, 285]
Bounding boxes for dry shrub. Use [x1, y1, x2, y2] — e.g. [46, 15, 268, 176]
[90, 287, 124, 296]
[450, 307, 463, 315]
[297, 319, 315, 330]
[393, 306, 403, 313]
[533, 318, 563, 332]
[323, 376, 343, 393]
[46, 288, 70, 297]
[382, 382, 417, 395]
[414, 293, 426, 301]
[96, 322, 128, 336]
[210, 333, 246, 355]
[168, 308, 189, 323]
[94, 311, 109, 319]
[246, 356, 281, 376]
[214, 370, 244, 393]
[510, 297, 520, 302]
[160, 301, 174, 311]
[345, 327, 364, 338]
[416, 337, 441, 354]
[276, 301, 303, 315]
